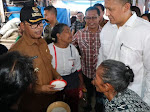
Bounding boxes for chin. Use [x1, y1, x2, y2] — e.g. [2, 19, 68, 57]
[110, 20, 116, 24]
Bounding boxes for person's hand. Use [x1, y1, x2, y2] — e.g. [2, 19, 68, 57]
[56, 75, 63, 80]
[41, 85, 59, 94]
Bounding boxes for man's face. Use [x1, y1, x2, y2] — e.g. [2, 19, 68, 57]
[44, 10, 54, 24]
[96, 6, 104, 22]
[22, 21, 43, 39]
[85, 10, 100, 30]
[105, 0, 127, 27]
[77, 12, 84, 22]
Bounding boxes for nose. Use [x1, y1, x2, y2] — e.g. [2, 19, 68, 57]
[91, 80, 95, 85]
[105, 9, 110, 16]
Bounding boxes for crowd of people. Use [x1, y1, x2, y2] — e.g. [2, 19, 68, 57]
[1, 0, 150, 112]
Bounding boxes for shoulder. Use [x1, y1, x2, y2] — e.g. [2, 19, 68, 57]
[9, 38, 24, 51]
[48, 43, 54, 48]
[114, 89, 150, 111]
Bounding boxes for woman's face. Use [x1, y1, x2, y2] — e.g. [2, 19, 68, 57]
[58, 26, 72, 44]
[93, 66, 106, 93]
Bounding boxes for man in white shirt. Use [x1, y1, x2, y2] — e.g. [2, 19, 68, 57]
[97, 0, 150, 106]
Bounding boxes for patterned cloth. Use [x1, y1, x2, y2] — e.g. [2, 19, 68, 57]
[71, 21, 85, 33]
[105, 89, 150, 112]
[72, 26, 101, 78]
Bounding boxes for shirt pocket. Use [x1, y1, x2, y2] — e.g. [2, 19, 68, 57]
[119, 43, 142, 64]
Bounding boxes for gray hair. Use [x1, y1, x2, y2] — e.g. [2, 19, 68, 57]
[117, 0, 132, 5]
[100, 59, 134, 92]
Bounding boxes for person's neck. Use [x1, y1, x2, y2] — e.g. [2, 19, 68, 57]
[50, 19, 57, 27]
[54, 42, 69, 48]
[88, 26, 99, 33]
[117, 12, 132, 28]
[104, 90, 117, 101]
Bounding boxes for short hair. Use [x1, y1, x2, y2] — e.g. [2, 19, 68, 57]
[77, 11, 83, 15]
[99, 59, 134, 93]
[93, 3, 105, 11]
[51, 23, 68, 43]
[44, 5, 57, 17]
[0, 51, 36, 109]
[131, 6, 141, 17]
[85, 6, 100, 16]
[118, 0, 132, 5]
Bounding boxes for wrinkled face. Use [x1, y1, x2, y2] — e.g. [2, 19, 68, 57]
[44, 10, 54, 23]
[58, 26, 72, 44]
[22, 21, 43, 39]
[85, 10, 100, 30]
[93, 66, 106, 93]
[105, 0, 127, 26]
[77, 12, 84, 22]
[96, 6, 104, 22]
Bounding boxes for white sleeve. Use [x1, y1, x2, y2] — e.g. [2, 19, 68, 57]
[97, 29, 105, 68]
[142, 35, 150, 106]
[97, 46, 104, 68]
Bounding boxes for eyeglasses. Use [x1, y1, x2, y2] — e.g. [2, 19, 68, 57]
[85, 16, 98, 20]
[25, 22, 43, 29]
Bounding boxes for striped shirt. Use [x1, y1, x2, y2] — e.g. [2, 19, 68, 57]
[72, 26, 101, 78]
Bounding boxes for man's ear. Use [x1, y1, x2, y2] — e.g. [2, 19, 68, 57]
[123, 3, 131, 12]
[20, 22, 25, 31]
[56, 33, 61, 40]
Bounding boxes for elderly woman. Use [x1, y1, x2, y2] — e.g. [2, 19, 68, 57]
[48, 23, 85, 112]
[93, 59, 150, 112]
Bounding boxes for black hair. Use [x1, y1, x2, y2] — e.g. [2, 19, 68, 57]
[0, 51, 36, 110]
[141, 13, 150, 22]
[85, 6, 100, 16]
[100, 59, 134, 93]
[51, 23, 68, 43]
[131, 6, 141, 17]
[71, 16, 77, 25]
[93, 3, 105, 11]
[44, 5, 57, 17]
[0, 44, 8, 55]
[77, 11, 83, 14]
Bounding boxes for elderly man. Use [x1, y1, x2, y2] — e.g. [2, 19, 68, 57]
[97, 0, 150, 106]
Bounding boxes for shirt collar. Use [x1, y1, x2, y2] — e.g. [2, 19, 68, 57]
[124, 13, 137, 27]
[84, 25, 101, 33]
[111, 13, 137, 28]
